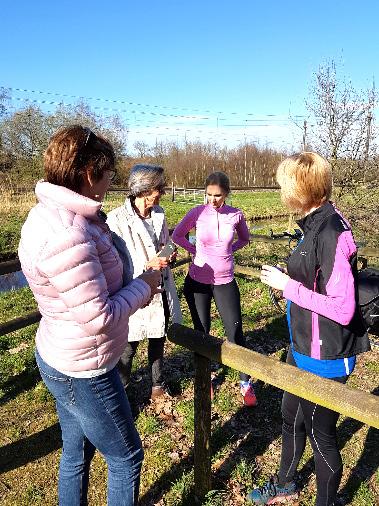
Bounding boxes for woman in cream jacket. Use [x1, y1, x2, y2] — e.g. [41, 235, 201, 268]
[107, 164, 182, 399]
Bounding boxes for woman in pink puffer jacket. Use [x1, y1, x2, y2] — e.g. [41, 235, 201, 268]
[18, 125, 161, 506]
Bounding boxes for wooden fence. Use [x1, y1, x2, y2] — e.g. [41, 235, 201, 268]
[170, 183, 205, 203]
[167, 324, 379, 498]
[106, 184, 281, 204]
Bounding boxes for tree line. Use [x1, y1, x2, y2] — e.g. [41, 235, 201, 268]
[0, 93, 283, 188]
[0, 61, 378, 242]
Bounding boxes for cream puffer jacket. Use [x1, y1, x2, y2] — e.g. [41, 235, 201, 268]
[107, 198, 182, 341]
[18, 181, 151, 374]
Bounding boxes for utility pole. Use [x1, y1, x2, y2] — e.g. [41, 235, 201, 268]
[364, 111, 372, 162]
[302, 119, 307, 151]
[363, 111, 373, 184]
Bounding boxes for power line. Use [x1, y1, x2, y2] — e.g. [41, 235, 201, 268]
[2, 85, 301, 149]
[8, 96, 293, 130]
[5, 85, 301, 122]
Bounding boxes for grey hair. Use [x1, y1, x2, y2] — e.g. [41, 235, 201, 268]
[127, 164, 165, 197]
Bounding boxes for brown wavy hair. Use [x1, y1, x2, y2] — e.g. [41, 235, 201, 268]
[44, 125, 115, 193]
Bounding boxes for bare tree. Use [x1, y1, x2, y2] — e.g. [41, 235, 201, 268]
[306, 60, 379, 245]
[0, 88, 11, 172]
[0, 105, 51, 178]
[133, 140, 150, 158]
[307, 60, 377, 195]
[0, 87, 9, 119]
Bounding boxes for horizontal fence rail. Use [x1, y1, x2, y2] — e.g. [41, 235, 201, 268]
[167, 323, 379, 498]
[168, 324, 379, 428]
[0, 259, 21, 276]
[1, 221, 379, 337]
[1, 242, 379, 337]
[0, 311, 41, 336]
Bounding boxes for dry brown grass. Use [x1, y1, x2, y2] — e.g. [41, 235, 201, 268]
[0, 179, 37, 216]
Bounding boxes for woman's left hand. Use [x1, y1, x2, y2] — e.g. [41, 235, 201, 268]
[145, 256, 169, 270]
[260, 265, 290, 291]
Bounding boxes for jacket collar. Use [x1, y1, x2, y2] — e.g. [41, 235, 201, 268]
[123, 197, 165, 241]
[296, 201, 335, 234]
[205, 203, 231, 214]
[35, 180, 103, 220]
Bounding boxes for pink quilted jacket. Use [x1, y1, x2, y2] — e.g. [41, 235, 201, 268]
[18, 181, 151, 374]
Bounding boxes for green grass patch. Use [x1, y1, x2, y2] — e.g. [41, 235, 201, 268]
[1, 193, 379, 505]
[214, 386, 239, 415]
[164, 469, 194, 506]
[136, 412, 162, 437]
[176, 399, 195, 438]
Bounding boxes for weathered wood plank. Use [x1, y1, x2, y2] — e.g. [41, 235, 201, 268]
[194, 353, 212, 499]
[0, 311, 41, 336]
[0, 259, 21, 276]
[167, 324, 379, 429]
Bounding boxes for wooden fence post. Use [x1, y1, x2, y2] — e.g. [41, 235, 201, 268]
[171, 182, 175, 202]
[286, 214, 294, 232]
[194, 352, 212, 500]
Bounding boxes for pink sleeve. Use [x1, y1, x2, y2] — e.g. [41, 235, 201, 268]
[39, 227, 151, 335]
[283, 231, 356, 325]
[232, 211, 250, 252]
[172, 207, 198, 254]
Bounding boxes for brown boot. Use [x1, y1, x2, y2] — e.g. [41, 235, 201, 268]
[151, 384, 170, 400]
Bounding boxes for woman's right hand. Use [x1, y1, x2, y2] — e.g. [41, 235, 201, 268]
[260, 265, 290, 291]
[138, 269, 162, 297]
[138, 269, 163, 307]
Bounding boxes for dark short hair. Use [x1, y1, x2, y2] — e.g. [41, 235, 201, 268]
[205, 171, 230, 195]
[44, 125, 115, 193]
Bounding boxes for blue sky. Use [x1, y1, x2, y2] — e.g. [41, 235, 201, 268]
[2, 0, 378, 150]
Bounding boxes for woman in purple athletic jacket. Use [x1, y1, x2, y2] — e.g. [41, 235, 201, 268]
[172, 171, 257, 407]
[247, 152, 370, 505]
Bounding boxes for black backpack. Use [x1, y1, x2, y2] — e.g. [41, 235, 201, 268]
[313, 212, 379, 337]
[357, 267, 379, 336]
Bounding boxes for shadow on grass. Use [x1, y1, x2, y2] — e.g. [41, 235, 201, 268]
[139, 318, 378, 504]
[336, 386, 379, 505]
[126, 347, 196, 418]
[243, 313, 289, 356]
[0, 366, 40, 406]
[138, 379, 284, 505]
[0, 423, 61, 474]
[138, 317, 287, 504]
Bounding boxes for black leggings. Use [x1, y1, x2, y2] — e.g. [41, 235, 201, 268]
[118, 292, 169, 387]
[183, 274, 249, 382]
[278, 349, 347, 506]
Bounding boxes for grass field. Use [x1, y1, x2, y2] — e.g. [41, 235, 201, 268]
[0, 188, 286, 260]
[0, 189, 378, 505]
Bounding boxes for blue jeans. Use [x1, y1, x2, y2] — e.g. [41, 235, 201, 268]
[35, 349, 143, 506]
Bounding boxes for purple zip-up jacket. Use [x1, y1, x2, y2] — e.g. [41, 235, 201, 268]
[172, 204, 250, 285]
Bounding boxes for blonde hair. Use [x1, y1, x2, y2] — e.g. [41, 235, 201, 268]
[276, 152, 332, 213]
